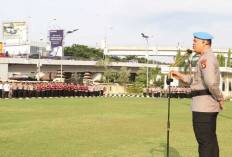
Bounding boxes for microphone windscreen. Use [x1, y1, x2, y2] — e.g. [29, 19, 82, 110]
[187, 49, 193, 54]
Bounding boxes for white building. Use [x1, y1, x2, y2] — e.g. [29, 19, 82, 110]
[3, 41, 48, 56]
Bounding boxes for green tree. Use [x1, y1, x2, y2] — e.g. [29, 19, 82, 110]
[135, 67, 147, 87]
[221, 53, 225, 67]
[137, 57, 146, 63]
[135, 66, 164, 88]
[155, 76, 165, 87]
[148, 60, 153, 64]
[96, 57, 112, 69]
[126, 81, 143, 94]
[217, 53, 221, 66]
[125, 55, 138, 60]
[100, 71, 118, 83]
[149, 66, 163, 84]
[149, 66, 165, 87]
[217, 53, 226, 67]
[64, 44, 103, 59]
[103, 68, 115, 90]
[180, 50, 186, 67]
[172, 49, 185, 67]
[109, 56, 120, 62]
[183, 53, 198, 74]
[96, 57, 113, 93]
[227, 49, 231, 67]
[174, 49, 182, 67]
[117, 67, 131, 92]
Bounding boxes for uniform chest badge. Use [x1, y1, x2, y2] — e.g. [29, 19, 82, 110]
[201, 59, 207, 69]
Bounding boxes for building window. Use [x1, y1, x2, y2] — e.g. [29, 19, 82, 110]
[229, 81, 231, 91]
[222, 81, 225, 91]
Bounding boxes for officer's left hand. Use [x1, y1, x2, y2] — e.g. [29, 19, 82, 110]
[219, 97, 227, 110]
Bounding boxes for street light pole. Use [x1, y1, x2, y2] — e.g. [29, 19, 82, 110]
[27, 16, 32, 59]
[60, 29, 78, 81]
[141, 33, 150, 89]
[38, 39, 43, 81]
[47, 19, 56, 30]
[103, 27, 113, 59]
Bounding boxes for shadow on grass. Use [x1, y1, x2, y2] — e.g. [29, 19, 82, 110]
[219, 114, 232, 120]
[150, 143, 180, 157]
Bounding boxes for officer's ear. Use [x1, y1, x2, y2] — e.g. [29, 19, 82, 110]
[202, 40, 210, 45]
[202, 41, 207, 46]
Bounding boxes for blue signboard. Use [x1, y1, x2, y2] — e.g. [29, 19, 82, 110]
[49, 30, 63, 56]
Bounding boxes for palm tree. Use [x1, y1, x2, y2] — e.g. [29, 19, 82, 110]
[96, 57, 113, 93]
[183, 53, 199, 75]
[227, 49, 231, 67]
[117, 67, 131, 93]
[135, 67, 147, 87]
[95, 57, 112, 69]
[149, 66, 163, 86]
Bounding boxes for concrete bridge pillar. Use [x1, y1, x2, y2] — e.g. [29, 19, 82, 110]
[0, 63, 9, 81]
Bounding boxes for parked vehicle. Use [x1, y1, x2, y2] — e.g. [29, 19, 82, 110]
[29, 54, 39, 59]
[41, 56, 48, 59]
[65, 56, 77, 60]
[15, 53, 28, 58]
[90, 57, 100, 61]
[48, 56, 61, 60]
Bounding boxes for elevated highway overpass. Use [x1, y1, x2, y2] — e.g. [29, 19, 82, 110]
[0, 58, 169, 81]
[1, 57, 232, 97]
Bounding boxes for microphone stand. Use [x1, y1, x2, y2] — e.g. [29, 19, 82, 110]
[166, 76, 173, 157]
[166, 49, 192, 157]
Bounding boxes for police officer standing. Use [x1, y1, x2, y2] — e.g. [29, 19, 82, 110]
[100, 85, 104, 96]
[0, 81, 3, 98]
[89, 85, 93, 97]
[3, 82, 10, 98]
[85, 85, 89, 97]
[28, 83, 34, 98]
[172, 32, 226, 157]
[23, 82, 29, 98]
[149, 86, 152, 97]
[143, 86, 147, 97]
[17, 82, 23, 98]
[12, 82, 18, 98]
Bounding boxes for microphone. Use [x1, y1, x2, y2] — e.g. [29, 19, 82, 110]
[168, 49, 193, 79]
[186, 49, 193, 54]
[171, 49, 192, 67]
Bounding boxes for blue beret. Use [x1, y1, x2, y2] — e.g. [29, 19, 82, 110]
[193, 32, 214, 40]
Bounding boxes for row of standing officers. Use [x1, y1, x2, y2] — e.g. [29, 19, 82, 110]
[143, 86, 191, 98]
[0, 81, 105, 98]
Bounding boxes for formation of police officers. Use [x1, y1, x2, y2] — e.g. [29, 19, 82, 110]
[143, 86, 191, 98]
[0, 81, 192, 99]
[0, 81, 105, 99]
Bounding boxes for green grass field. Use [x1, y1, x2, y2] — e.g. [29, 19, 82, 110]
[0, 97, 231, 157]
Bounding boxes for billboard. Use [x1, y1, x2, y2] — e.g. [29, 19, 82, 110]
[49, 30, 63, 56]
[2, 21, 27, 40]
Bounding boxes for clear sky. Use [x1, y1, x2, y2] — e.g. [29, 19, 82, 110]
[1, 0, 232, 49]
